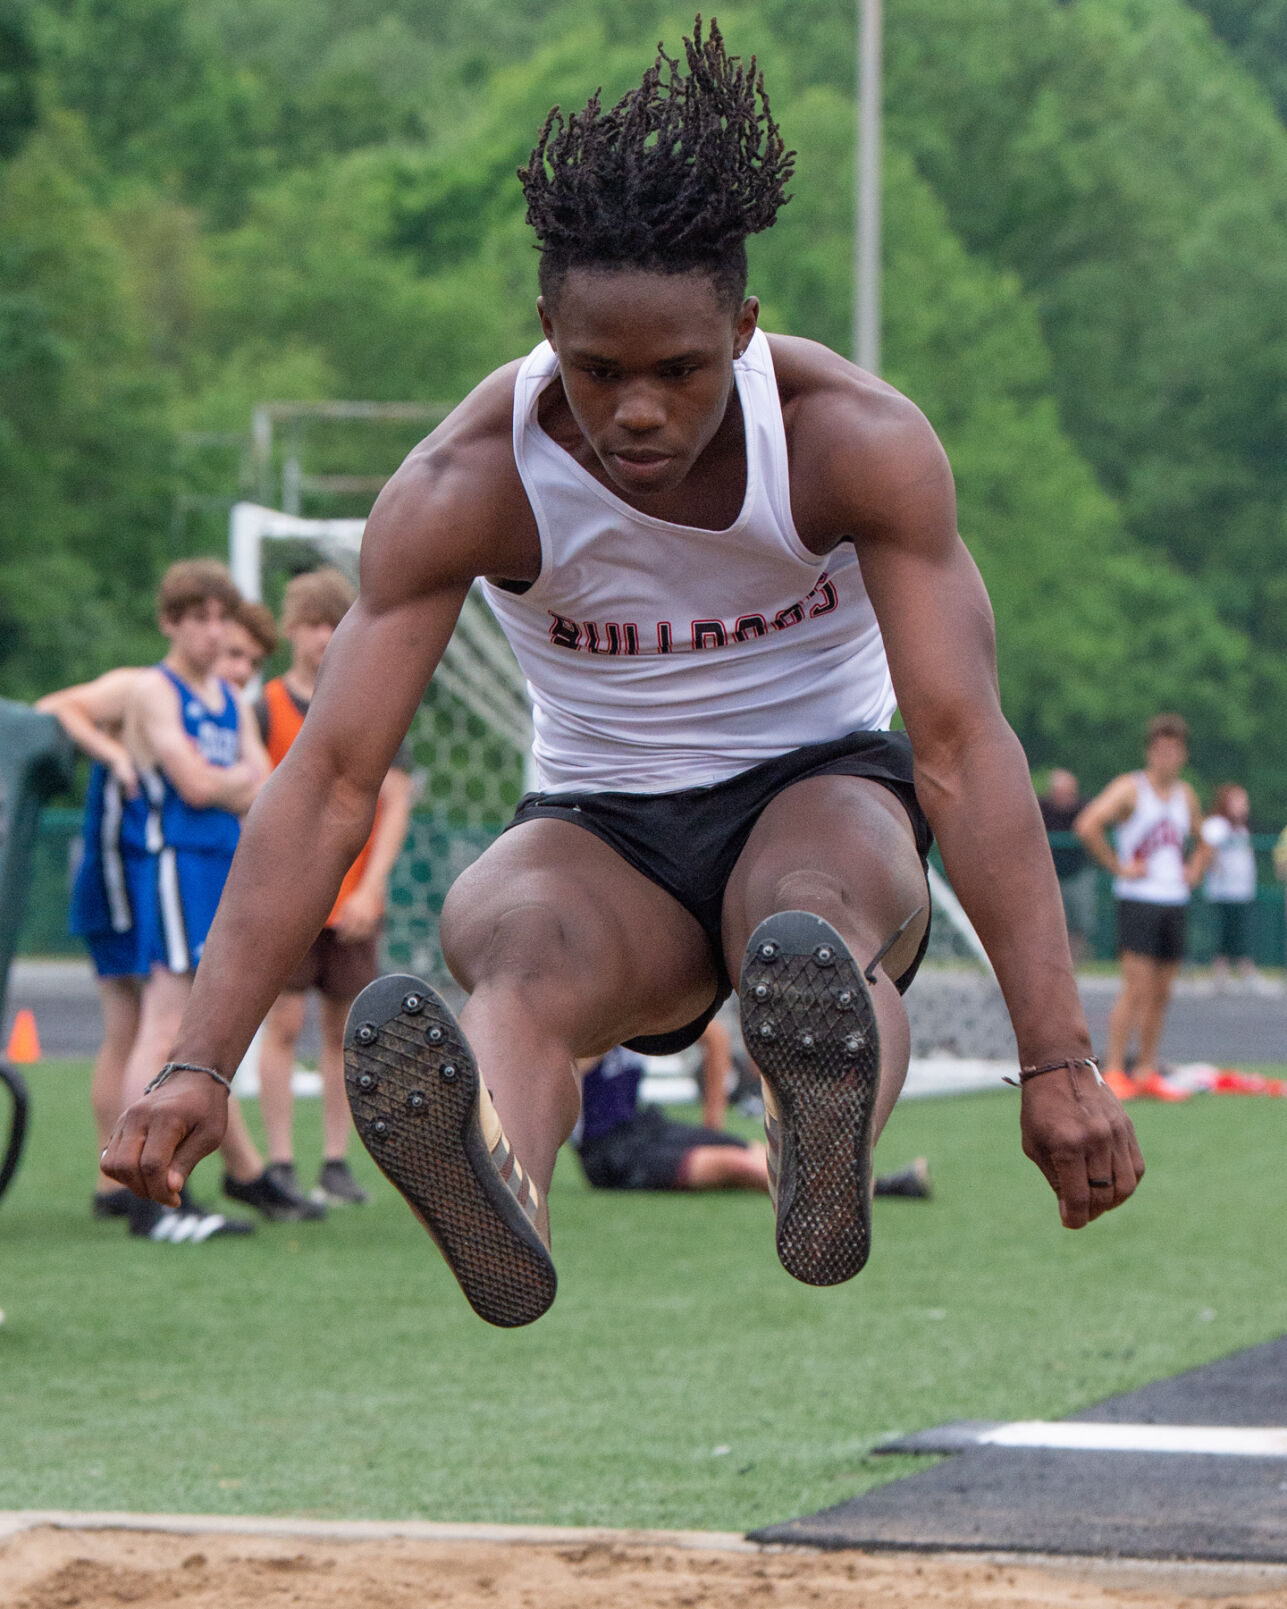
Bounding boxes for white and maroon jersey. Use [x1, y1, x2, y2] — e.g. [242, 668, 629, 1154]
[1113, 772, 1194, 905]
[483, 329, 896, 792]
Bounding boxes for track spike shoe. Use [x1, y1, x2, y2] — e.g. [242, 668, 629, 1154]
[344, 974, 557, 1328]
[739, 912, 881, 1286]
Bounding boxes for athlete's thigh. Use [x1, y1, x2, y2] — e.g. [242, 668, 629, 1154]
[441, 818, 719, 1051]
[721, 774, 929, 982]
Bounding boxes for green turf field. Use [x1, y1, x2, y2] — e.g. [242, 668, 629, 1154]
[2, 1060, 1286, 1531]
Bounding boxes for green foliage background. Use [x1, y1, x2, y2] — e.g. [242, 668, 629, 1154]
[3, 0, 1286, 805]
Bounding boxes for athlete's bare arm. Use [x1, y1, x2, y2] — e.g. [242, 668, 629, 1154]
[126, 670, 261, 815]
[104, 368, 536, 1205]
[235, 691, 272, 790]
[36, 667, 144, 794]
[331, 766, 416, 943]
[775, 337, 1142, 1228]
[1074, 775, 1142, 877]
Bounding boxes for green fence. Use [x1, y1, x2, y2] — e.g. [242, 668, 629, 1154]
[20, 808, 83, 958]
[20, 817, 1287, 969]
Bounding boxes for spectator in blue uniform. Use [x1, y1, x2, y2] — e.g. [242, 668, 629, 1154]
[37, 667, 149, 1215]
[40, 592, 310, 1230]
[113, 561, 321, 1241]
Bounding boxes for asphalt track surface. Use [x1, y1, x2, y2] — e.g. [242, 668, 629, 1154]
[3, 960, 325, 1062]
[752, 1335, 1287, 1560]
[4, 961, 1285, 1066]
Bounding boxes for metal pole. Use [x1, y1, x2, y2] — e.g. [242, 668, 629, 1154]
[853, 0, 882, 374]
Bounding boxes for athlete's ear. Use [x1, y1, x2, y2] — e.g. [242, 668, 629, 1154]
[733, 296, 760, 360]
[537, 296, 556, 349]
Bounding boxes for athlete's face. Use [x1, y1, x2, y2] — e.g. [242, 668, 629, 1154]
[217, 622, 265, 690]
[1223, 786, 1250, 825]
[538, 268, 759, 497]
[289, 618, 336, 678]
[164, 599, 232, 678]
[1146, 734, 1187, 784]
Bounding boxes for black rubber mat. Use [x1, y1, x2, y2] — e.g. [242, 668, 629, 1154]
[750, 1335, 1287, 1559]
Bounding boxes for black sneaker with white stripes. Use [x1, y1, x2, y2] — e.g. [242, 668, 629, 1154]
[128, 1194, 255, 1242]
[92, 1187, 133, 1220]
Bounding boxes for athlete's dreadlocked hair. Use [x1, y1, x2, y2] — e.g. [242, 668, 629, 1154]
[519, 17, 794, 311]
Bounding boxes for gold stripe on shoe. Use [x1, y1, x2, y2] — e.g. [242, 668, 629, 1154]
[344, 974, 556, 1327]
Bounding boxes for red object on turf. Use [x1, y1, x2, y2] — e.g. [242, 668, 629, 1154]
[1103, 1068, 1136, 1102]
[1133, 1070, 1189, 1103]
[1212, 1070, 1286, 1097]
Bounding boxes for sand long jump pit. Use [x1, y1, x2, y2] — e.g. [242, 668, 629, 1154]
[5, 1516, 1287, 1608]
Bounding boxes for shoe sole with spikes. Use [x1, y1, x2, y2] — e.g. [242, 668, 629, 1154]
[344, 973, 557, 1328]
[739, 911, 881, 1286]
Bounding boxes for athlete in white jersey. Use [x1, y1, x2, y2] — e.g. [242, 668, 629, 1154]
[1076, 714, 1210, 1100]
[106, 22, 1142, 1327]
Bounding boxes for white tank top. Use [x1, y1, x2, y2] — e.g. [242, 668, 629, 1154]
[1113, 772, 1193, 905]
[483, 329, 896, 792]
[1201, 817, 1257, 902]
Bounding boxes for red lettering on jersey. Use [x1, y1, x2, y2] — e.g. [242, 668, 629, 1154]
[657, 621, 674, 654]
[734, 615, 769, 640]
[808, 573, 838, 617]
[549, 613, 582, 650]
[692, 619, 727, 650]
[1135, 821, 1183, 860]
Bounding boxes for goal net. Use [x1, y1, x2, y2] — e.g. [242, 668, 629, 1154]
[231, 503, 1015, 1091]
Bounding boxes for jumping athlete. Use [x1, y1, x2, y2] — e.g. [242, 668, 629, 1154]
[1075, 713, 1210, 1099]
[105, 22, 1141, 1318]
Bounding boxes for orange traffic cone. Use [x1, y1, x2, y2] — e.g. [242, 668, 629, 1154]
[6, 1008, 40, 1064]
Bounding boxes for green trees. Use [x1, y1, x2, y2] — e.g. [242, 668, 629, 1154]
[1188, 0, 1287, 118]
[0, 115, 173, 698]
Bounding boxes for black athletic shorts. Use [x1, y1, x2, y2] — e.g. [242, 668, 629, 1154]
[503, 729, 933, 1054]
[576, 1106, 748, 1191]
[1116, 898, 1188, 963]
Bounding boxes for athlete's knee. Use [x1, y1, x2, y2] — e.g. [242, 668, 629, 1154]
[766, 867, 849, 922]
[758, 868, 886, 957]
[442, 896, 583, 991]
[266, 992, 307, 1043]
